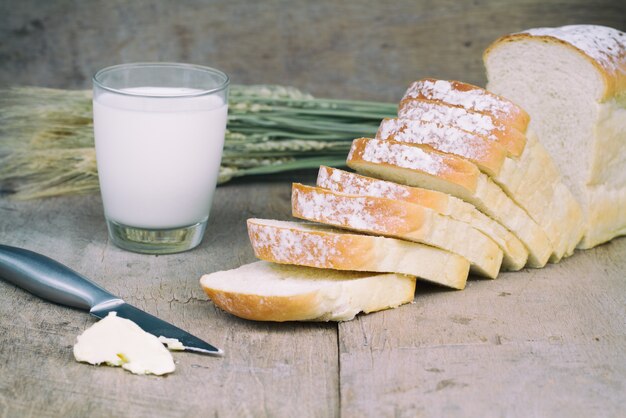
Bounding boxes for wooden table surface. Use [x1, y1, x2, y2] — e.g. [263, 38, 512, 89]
[2, 1, 625, 416]
[0, 175, 624, 418]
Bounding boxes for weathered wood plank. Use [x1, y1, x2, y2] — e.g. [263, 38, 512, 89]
[1, 149, 626, 417]
[338, 238, 626, 418]
[0, 180, 339, 418]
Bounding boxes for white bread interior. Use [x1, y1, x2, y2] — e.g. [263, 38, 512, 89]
[247, 218, 470, 289]
[484, 25, 626, 248]
[493, 131, 584, 259]
[200, 261, 417, 322]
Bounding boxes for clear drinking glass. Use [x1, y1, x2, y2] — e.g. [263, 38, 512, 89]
[92, 63, 230, 254]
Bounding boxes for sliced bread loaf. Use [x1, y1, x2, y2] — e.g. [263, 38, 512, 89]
[391, 82, 584, 260]
[200, 261, 416, 322]
[484, 24, 626, 249]
[316, 166, 528, 270]
[291, 183, 504, 278]
[346, 137, 552, 267]
[494, 130, 584, 259]
[247, 218, 470, 289]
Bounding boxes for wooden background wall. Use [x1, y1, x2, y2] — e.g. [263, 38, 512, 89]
[1, 0, 624, 102]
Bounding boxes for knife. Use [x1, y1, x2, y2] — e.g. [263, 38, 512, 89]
[0, 244, 223, 356]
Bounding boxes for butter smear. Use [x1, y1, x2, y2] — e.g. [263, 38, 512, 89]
[158, 336, 185, 351]
[73, 312, 175, 376]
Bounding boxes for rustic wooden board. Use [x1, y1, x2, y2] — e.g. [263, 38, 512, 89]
[1, 180, 625, 417]
[0, 180, 339, 418]
[338, 238, 626, 418]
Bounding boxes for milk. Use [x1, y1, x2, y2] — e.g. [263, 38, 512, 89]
[93, 87, 228, 229]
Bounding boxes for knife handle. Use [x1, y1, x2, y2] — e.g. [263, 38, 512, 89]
[0, 244, 121, 312]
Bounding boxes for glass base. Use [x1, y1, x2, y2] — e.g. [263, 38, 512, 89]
[106, 219, 207, 254]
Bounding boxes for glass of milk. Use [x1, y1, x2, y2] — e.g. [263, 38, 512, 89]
[92, 63, 229, 254]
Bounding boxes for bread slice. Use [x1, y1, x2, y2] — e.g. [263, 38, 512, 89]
[247, 218, 470, 289]
[346, 137, 552, 267]
[376, 117, 507, 176]
[291, 183, 503, 278]
[394, 82, 584, 260]
[397, 97, 526, 157]
[316, 166, 528, 270]
[494, 130, 584, 259]
[199, 261, 416, 322]
[401, 78, 530, 133]
[485, 24, 626, 249]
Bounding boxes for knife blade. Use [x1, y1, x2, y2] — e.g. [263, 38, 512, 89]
[0, 244, 223, 356]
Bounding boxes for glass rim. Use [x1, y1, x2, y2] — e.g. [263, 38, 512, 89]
[92, 62, 230, 98]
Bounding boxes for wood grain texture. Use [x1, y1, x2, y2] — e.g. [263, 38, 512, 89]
[338, 239, 626, 418]
[0, 179, 339, 418]
[1, 179, 624, 417]
[1, 1, 626, 416]
[0, 0, 624, 101]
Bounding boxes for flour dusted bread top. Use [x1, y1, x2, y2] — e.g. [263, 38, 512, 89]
[291, 182, 504, 279]
[376, 117, 506, 176]
[316, 166, 529, 270]
[402, 79, 530, 133]
[485, 25, 626, 100]
[347, 137, 553, 267]
[397, 98, 526, 157]
[383, 76, 582, 260]
[247, 218, 471, 289]
[317, 165, 450, 213]
[347, 137, 480, 194]
[248, 219, 346, 268]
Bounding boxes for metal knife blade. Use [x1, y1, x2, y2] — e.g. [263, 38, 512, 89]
[0, 244, 222, 356]
[90, 302, 223, 356]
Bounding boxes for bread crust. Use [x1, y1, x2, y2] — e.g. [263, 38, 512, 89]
[291, 183, 504, 278]
[391, 79, 584, 261]
[347, 138, 480, 194]
[200, 262, 417, 322]
[203, 288, 322, 322]
[316, 166, 528, 270]
[484, 25, 625, 249]
[484, 26, 626, 101]
[317, 165, 450, 212]
[376, 117, 507, 177]
[346, 144, 553, 267]
[402, 78, 530, 133]
[247, 218, 470, 289]
[398, 98, 527, 157]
